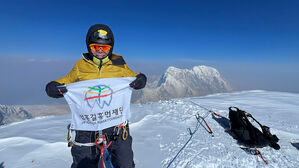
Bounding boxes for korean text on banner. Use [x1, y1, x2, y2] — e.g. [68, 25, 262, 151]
[63, 77, 135, 131]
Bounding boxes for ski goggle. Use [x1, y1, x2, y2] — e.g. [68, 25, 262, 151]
[89, 44, 112, 52]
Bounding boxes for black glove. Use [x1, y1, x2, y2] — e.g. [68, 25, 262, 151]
[45, 81, 67, 98]
[130, 73, 147, 90]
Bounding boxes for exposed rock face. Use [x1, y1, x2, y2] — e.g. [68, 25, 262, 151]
[0, 105, 32, 125]
[0, 104, 70, 126]
[132, 65, 232, 103]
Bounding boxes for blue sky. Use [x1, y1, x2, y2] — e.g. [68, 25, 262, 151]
[0, 0, 298, 104]
[1, 0, 298, 62]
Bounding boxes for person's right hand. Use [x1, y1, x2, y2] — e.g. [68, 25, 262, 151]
[45, 81, 67, 98]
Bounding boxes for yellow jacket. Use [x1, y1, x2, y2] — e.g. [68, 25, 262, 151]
[55, 53, 138, 84]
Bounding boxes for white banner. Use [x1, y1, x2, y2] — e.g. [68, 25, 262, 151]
[63, 77, 135, 131]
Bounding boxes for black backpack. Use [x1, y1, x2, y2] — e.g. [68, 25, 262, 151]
[228, 107, 280, 150]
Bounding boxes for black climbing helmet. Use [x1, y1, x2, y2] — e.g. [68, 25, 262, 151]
[86, 24, 114, 57]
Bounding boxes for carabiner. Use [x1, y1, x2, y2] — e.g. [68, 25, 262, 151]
[122, 125, 128, 141]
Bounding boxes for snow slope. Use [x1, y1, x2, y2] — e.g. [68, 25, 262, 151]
[0, 90, 299, 168]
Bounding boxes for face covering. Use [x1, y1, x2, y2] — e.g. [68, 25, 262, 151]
[92, 56, 110, 67]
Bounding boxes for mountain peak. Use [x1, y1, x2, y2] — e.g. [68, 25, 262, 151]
[0, 105, 32, 125]
[165, 65, 219, 77]
[133, 65, 232, 103]
[161, 65, 223, 87]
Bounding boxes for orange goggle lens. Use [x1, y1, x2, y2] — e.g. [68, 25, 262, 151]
[89, 44, 112, 52]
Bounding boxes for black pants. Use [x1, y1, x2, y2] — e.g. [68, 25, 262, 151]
[71, 125, 135, 168]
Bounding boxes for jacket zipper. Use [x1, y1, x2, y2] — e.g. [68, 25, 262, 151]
[98, 60, 103, 77]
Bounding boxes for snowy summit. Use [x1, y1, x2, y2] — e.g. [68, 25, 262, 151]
[0, 90, 298, 167]
[133, 65, 232, 103]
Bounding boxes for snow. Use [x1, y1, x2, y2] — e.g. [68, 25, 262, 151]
[163, 65, 220, 85]
[0, 90, 299, 168]
[135, 65, 232, 103]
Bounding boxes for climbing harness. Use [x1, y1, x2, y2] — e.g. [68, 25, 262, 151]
[112, 120, 128, 141]
[67, 124, 73, 147]
[67, 120, 128, 147]
[67, 124, 98, 147]
[67, 121, 129, 168]
[95, 134, 114, 168]
[95, 120, 128, 168]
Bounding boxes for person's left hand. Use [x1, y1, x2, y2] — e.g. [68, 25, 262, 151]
[130, 73, 147, 90]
